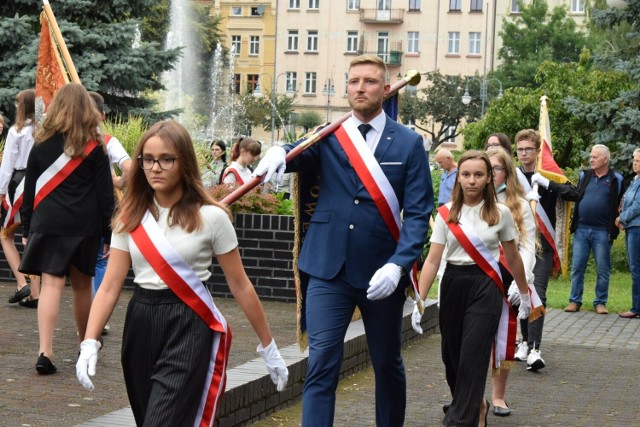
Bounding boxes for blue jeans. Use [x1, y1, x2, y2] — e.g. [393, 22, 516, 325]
[626, 227, 640, 313]
[93, 238, 107, 295]
[569, 227, 612, 307]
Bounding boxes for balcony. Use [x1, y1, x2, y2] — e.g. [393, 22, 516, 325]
[359, 8, 404, 24]
[359, 41, 403, 66]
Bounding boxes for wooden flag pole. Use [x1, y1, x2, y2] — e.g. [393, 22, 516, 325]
[42, 0, 80, 83]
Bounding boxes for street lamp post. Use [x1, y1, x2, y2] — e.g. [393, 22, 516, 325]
[461, 76, 503, 116]
[322, 78, 335, 122]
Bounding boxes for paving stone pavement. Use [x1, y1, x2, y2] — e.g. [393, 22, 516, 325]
[2, 281, 640, 427]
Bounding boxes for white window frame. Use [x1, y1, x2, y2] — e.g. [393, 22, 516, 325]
[448, 32, 460, 54]
[571, 0, 585, 13]
[346, 31, 358, 53]
[250, 36, 260, 55]
[307, 30, 318, 52]
[286, 72, 297, 93]
[409, 0, 421, 11]
[305, 72, 317, 94]
[469, 32, 481, 55]
[289, 0, 301, 9]
[511, 0, 521, 13]
[449, 0, 461, 11]
[347, 0, 360, 10]
[231, 35, 241, 55]
[470, 0, 482, 11]
[231, 6, 242, 16]
[378, 0, 391, 10]
[407, 31, 419, 54]
[288, 30, 299, 51]
[309, 0, 320, 9]
[377, 32, 389, 63]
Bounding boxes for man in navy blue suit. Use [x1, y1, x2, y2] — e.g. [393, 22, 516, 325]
[255, 55, 433, 426]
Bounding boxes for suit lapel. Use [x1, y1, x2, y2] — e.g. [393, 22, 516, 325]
[373, 117, 396, 162]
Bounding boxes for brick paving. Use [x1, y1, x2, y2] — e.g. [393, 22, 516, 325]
[2, 280, 640, 426]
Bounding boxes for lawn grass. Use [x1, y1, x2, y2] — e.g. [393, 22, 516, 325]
[426, 270, 633, 314]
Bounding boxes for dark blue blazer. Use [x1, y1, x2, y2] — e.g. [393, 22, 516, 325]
[285, 116, 434, 289]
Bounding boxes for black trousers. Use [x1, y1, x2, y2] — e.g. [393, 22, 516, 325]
[122, 286, 215, 427]
[439, 264, 502, 427]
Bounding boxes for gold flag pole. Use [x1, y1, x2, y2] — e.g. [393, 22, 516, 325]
[42, 0, 80, 83]
[529, 95, 547, 213]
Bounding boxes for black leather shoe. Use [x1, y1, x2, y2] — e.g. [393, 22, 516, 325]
[36, 353, 57, 375]
[19, 298, 38, 308]
[443, 402, 451, 414]
[493, 405, 511, 417]
[8, 285, 30, 303]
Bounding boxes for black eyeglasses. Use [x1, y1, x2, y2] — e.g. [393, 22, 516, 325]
[516, 147, 537, 155]
[138, 155, 178, 170]
[486, 143, 501, 149]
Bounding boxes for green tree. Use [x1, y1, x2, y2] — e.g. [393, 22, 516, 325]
[494, 0, 589, 88]
[398, 70, 476, 150]
[296, 110, 323, 133]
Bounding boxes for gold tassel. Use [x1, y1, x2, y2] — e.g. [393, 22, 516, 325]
[1, 222, 20, 240]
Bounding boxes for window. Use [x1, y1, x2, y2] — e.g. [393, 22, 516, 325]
[449, 0, 461, 11]
[407, 31, 419, 54]
[377, 32, 389, 62]
[469, 32, 481, 55]
[233, 74, 241, 94]
[470, 0, 482, 12]
[231, 35, 241, 55]
[250, 36, 260, 55]
[250, 7, 261, 16]
[231, 6, 242, 16]
[378, 0, 390, 10]
[448, 32, 460, 54]
[347, 0, 360, 9]
[346, 31, 358, 53]
[309, 0, 319, 9]
[289, 0, 300, 9]
[307, 30, 318, 52]
[247, 74, 259, 93]
[409, 0, 421, 11]
[305, 72, 317, 94]
[286, 72, 297, 93]
[571, 0, 585, 13]
[288, 30, 299, 51]
[511, 0, 521, 13]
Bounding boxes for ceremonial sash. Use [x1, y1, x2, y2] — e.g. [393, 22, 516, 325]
[334, 121, 422, 305]
[130, 212, 231, 427]
[2, 177, 24, 228]
[34, 140, 99, 209]
[222, 168, 244, 185]
[516, 168, 560, 271]
[437, 205, 517, 371]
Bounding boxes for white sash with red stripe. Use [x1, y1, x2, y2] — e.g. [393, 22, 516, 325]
[516, 168, 560, 270]
[2, 177, 24, 228]
[437, 206, 517, 369]
[130, 211, 230, 427]
[34, 140, 98, 209]
[334, 121, 422, 301]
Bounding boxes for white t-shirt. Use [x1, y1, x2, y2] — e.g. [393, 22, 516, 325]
[105, 135, 130, 174]
[111, 202, 238, 290]
[431, 201, 518, 265]
[0, 122, 35, 194]
[497, 192, 537, 283]
[222, 161, 252, 184]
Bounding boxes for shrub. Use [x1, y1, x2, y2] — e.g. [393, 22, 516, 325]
[103, 115, 148, 155]
[209, 184, 279, 214]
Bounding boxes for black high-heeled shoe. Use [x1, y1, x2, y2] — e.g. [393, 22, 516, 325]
[36, 353, 57, 375]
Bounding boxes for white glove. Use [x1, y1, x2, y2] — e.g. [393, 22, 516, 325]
[252, 146, 286, 184]
[411, 300, 424, 334]
[507, 282, 521, 305]
[76, 339, 102, 391]
[518, 292, 532, 320]
[531, 173, 550, 189]
[257, 339, 288, 392]
[525, 190, 540, 202]
[367, 263, 402, 300]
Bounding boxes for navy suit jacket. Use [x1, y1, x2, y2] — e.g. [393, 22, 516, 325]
[285, 116, 434, 289]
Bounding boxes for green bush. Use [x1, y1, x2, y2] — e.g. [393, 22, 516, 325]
[208, 184, 279, 214]
[103, 115, 149, 155]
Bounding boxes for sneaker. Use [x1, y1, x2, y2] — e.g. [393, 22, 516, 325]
[514, 341, 529, 361]
[527, 349, 545, 371]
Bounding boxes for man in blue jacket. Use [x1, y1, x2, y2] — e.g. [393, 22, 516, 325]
[254, 55, 433, 426]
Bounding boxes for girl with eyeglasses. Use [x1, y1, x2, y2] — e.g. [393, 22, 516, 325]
[77, 120, 287, 426]
[0, 89, 41, 307]
[221, 137, 262, 184]
[19, 83, 115, 375]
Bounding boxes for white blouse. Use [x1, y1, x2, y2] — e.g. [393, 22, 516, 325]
[0, 123, 35, 194]
[222, 161, 252, 184]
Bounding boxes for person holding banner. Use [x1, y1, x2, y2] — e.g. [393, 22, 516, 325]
[76, 120, 288, 426]
[254, 55, 433, 426]
[414, 150, 531, 427]
[515, 129, 579, 370]
[1, 89, 41, 306]
[19, 83, 114, 375]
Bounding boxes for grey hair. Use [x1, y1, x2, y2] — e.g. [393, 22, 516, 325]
[633, 148, 640, 157]
[592, 144, 610, 161]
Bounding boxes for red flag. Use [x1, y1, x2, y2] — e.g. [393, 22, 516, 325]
[35, 11, 69, 117]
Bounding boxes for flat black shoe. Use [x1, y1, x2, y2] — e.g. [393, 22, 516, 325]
[493, 405, 511, 417]
[19, 298, 38, 308]
[36, 353, 57, 375]
[443, 402, 451, 414]
[8, 285, 30, 303]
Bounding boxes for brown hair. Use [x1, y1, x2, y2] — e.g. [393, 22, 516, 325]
[88, 91, 105, 115]
[514, 129, 541, 149]
[14, 89, 36, 132]
[230, 137, 261, 162]
[486, 133, 512, 155]
[349, 54, 388, 80]
[448, 150, 500, 226]
[35, 83, 103, 157]
[114, 120, 231, 233]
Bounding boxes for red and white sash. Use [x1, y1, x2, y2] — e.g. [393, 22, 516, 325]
[222, 168, 244, 185]
[516, 168, 560, 271]
[34, 140, 99, 209]
[2, 177, 25, 228]
[130, 211, 231, 427]
[437, 205, 518, 370]
[334, 121, 422, 302]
